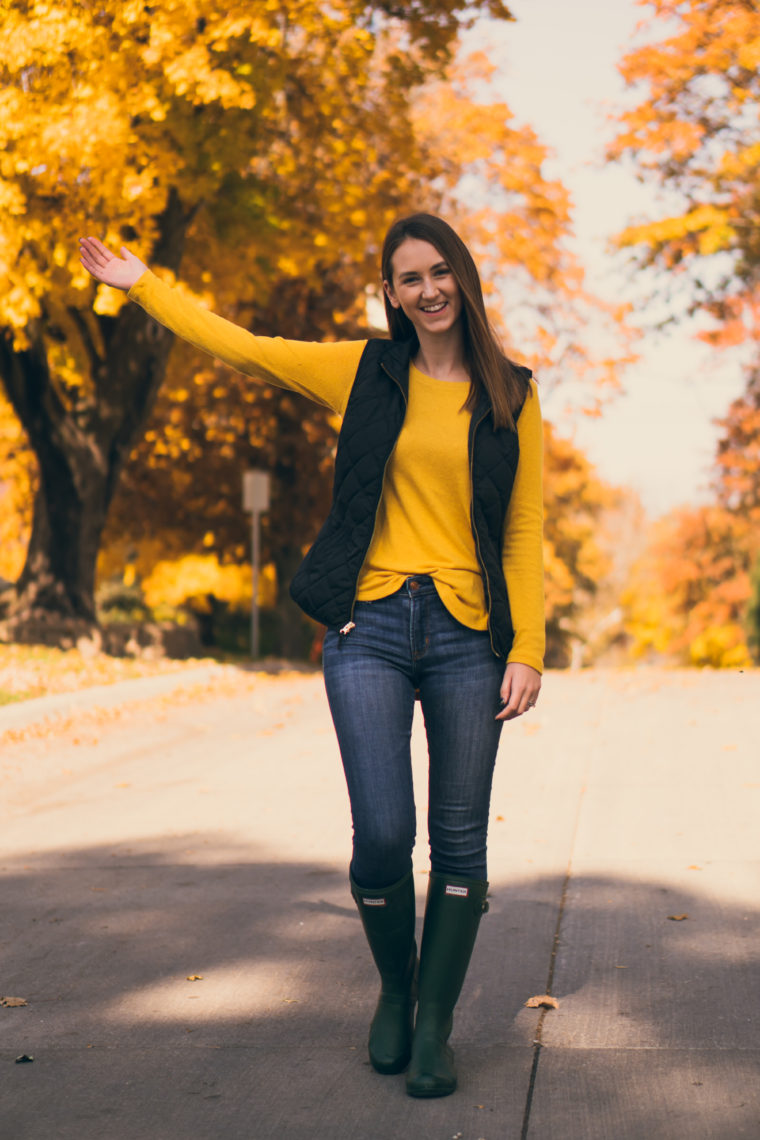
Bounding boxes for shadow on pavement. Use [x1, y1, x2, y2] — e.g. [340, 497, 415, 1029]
[1, 840, 758, 1139]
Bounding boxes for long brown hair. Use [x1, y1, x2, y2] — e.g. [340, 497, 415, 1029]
[381, 213, 530, 431]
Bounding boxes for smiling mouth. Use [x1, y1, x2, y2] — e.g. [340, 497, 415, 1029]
[420, 302, 447, 313]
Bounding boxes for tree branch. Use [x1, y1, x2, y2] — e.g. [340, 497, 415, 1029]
[67, 306, 104, 379]
[0, 328, 67, 453]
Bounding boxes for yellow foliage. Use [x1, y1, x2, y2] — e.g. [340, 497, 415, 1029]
[622, 502, 757, 666]
[141, 554, 276, 611]
[542, 422, 619, 664]
[609, 0, 760, 339]
[2, 0, 628, 634]
[621, 576, 681, 659]
[0, 395, 35, 582]
[688, 624, 752, 669]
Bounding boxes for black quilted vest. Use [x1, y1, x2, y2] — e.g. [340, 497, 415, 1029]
[290, 337, 530, 659]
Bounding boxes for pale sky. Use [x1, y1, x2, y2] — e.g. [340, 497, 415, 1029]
[472, 0, 749, 517]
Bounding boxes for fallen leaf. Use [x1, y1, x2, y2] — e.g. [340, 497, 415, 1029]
[186, 975, 204, 981]
[667, 914, 689, 921]
[15, 1054, 34, 1063]
[1, 997, 27, 1007]
[525, 994, 559, 1010]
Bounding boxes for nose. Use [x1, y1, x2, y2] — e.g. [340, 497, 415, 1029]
[420, 276, 438, 298]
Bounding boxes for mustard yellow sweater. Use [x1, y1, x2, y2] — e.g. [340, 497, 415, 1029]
[129, 271, 545, 671]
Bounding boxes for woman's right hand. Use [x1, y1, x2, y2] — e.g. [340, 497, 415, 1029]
[78, 236, 148, 291]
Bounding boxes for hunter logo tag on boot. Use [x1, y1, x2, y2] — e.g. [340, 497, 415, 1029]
[363, 897, 387, 906]
[445, 885, 469, 898]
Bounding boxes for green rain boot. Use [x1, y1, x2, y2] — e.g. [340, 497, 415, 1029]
[350, 868, 418, 1075]
[406, 872, 489, 1098]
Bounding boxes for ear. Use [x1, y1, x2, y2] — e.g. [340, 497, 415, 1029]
[383, 279, 400, 309]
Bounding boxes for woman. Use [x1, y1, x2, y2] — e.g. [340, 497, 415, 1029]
[79, 214, 544, 1098]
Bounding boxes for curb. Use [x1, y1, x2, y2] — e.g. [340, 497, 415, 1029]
[0, 663, 233, 733]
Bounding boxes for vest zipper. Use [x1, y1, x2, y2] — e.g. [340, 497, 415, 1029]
[469, 408, 498, 657]
[338, 359, 408, 647]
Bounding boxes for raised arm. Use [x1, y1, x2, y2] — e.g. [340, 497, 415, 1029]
[77, 235, 365, 415]
[79, 237, 148, 291]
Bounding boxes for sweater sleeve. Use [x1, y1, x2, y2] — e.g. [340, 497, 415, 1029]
[502, 379, 545, 673]
[127, 270, 365, 416]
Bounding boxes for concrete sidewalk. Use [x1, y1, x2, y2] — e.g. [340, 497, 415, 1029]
[1, 667, 758, 1139]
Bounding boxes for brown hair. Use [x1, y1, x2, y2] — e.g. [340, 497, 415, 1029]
[381, 213, 530, 431]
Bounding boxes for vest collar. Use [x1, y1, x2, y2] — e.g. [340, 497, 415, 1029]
[378, 337, 415, 396]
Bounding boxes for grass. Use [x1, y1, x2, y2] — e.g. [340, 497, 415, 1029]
[0, 688, 32, 706]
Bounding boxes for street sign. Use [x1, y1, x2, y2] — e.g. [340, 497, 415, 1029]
[242, 470, 271, 659]
[243, 470, 271, 513]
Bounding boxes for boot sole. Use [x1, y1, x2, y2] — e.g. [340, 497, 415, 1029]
[406, 1078, 457, 1098]
[370, 1053, 412, 1075]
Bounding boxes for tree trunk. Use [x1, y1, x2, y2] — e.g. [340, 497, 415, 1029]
[0, 189, 192, 637]
[14, 439, 113, 622]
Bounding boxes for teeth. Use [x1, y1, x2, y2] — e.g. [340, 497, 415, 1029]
[421, 302, 446, 312]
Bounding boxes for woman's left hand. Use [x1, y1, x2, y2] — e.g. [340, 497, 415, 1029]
[495, 662, 542, 721]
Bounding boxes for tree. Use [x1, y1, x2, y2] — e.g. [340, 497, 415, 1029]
[609, 0, 760, 668]
[88, 48, 628, 654]
[619, 359, 760, 668]
[541, 423, 619, 667]
[0, 392, 33, 587]
[608, 0, 760, 340]
[622, 503, 754, 667]
[747, 554, 760, 664]
[714, 364, 760, 519]
[0, 0, 516, 633]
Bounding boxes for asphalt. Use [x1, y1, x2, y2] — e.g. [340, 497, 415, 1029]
[1, 664, 758, 1140]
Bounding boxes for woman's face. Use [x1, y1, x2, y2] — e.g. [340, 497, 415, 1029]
[384, 237, 462, 338]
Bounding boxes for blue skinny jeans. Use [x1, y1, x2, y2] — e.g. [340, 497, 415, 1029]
[322, 576, 504, 889]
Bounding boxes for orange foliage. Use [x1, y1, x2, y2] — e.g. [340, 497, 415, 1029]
[0, 0, 523, 627]
[715, 368, 760, 516]
[609, 0, 760, 338]
[98, 49, 632, 620]
[0, 1, 632, 648]
[542, 424, 619, 666]
[417, 55, 637, 402]
[611, 0, 760, 668]
[623, 504, 755, 668]
[623, 363, 760, 668]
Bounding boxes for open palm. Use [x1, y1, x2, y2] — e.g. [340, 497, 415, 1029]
[78, 236, 148, 291]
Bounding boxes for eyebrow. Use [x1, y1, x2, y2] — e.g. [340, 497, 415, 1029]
[398, 260, 449, 281]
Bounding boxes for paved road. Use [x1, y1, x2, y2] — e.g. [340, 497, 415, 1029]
[1, 666, 758, 1140]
